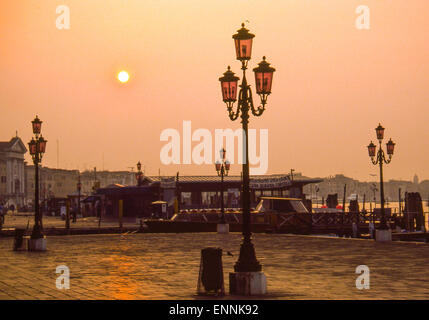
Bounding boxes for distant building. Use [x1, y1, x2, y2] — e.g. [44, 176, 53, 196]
[25, 166, 79, 204]
[80, 169, 136, 195]
[413, 174, 419, 185]
[0, 136, 27, 207]
[23, 167, 137, 205]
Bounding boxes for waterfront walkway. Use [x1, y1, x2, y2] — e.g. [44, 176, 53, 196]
[1, 213, 136, 230]
[0, 233, 428, 299]
[0, 214, 140, 237]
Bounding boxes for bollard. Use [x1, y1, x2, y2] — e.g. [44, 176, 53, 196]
[197, 247, 224, 296]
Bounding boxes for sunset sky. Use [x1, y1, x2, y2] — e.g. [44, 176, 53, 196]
[0, 0, 428, 181]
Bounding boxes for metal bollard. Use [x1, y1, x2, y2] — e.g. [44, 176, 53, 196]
[197, 247, 225, 296]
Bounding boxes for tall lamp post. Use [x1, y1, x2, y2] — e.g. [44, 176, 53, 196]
[28, 116, 47, 247]
[219, 23, 275, 294]
[215, 148, 230, 233]
[77, 174, 82, 221]
[367, 123, 395, 241]
[136, 161, 143, 186]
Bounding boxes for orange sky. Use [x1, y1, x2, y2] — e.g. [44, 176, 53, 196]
[0, 0, 428, 181]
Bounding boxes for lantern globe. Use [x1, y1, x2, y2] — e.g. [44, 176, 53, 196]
[386, 139, 395, 155]
[253, 56, 276, 95]
[232, 23, 255, 61]
[28, 138, 37, 156]
[38, 136, 47, 154]
[375, 123, 385, 141]
[367, 141, 376, 157]
[215, 161, 221, 172]
[32, 116, 42, 135]
[219, 66, 239, 103]
[225, 160, 231, 171]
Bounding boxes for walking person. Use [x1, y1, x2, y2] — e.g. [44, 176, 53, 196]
[0, 203, 4, 228]
[72, 206, 77, 223]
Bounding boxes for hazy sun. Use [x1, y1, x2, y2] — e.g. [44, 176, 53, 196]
[117, 71, 130, 83]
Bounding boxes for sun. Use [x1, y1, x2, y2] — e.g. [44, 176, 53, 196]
[117, 71, 130, 83]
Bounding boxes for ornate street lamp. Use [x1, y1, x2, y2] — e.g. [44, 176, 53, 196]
[28, 116, 47, 241]
[219, 23, 275, 275]
[367, 123, 395, 239]
[136, 161, 144, 186]
[31, 116, 42, 135]
[215, 148, 230, 226]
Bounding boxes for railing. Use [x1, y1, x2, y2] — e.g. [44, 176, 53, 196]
[311, 210, 429, 232]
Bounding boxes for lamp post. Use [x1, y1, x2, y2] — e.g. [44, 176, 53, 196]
[28, 116, 47, 242]
[367, 123, 395, 241]
[136, 161, 143, 186]
[215, 148, 230, 232]
[77, 173, 82, 222]
[219, 23, 275, 291]
[315, 185, 319, 208]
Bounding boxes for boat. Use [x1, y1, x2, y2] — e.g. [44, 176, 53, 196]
[143, 197, 312, 234]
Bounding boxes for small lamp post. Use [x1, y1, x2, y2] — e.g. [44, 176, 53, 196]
[367, 123, 395, 241]
[219, 23, 275, 295]
[28, 116, 48, 251]
[215, 148, 230, 233]
[315, 185, 320, 208]
[76, 174, 82, 222]
[136, 161, 144, 186]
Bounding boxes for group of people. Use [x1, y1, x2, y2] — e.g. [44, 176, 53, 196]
[0, 203, 9, 227]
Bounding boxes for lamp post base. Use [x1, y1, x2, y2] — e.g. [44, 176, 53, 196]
[28, 236, 47, 251]
[229, 272, 267, 296]
[217, 223, 229, 234]
[375, 229, 392, 242]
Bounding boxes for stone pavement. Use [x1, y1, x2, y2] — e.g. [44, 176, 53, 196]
[0, 233, 428, 299]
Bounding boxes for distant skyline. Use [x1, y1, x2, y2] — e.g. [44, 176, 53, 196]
[1, 1, 428, 181]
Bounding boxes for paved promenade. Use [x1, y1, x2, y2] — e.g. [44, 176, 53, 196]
[0, 232, 428, 299]
[2, 213, 136, 230]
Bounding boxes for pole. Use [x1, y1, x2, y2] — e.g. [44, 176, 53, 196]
[66, 199, 70, 231]
[220, 166, 225, 224]
[363, 193, 366, 211]
[398, 188, 402, 217]
[315, 190, 318, 208]
[31, 160, 42, 239]
[234, 74, 261, 273]
[378, 148, 388, 229]
[341, 184, 346, 236]
[119, 199, 123, 229]
[78, 181, 81, 219]
[158, 169, 162, 201]
[176, 172, 180, 213]
[342, 184, 346, 213]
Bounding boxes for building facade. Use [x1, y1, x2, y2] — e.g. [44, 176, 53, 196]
[0, 136, 27, 207]
[79, 169, 136, 195]
[25, 167, 136, 204]
[25, 166, 80, 204]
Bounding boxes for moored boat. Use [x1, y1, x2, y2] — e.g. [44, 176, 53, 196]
[144, 197, 312, 234]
